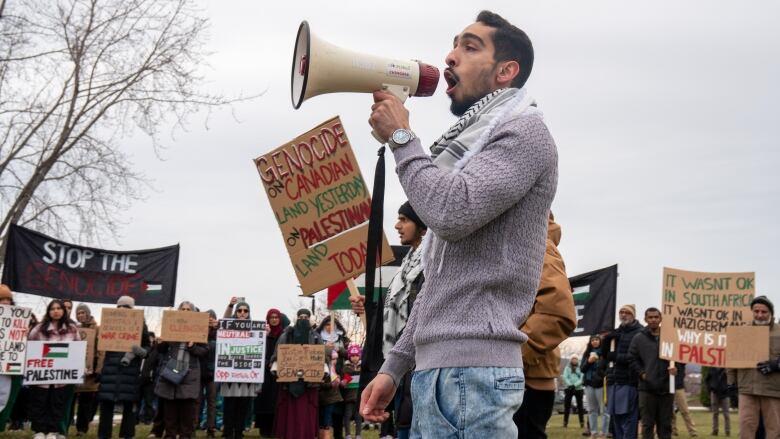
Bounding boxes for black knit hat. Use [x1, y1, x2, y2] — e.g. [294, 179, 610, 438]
[297, 308, 312, 318]
[398, 201, 426, 230]
[751, 295, 774, 316]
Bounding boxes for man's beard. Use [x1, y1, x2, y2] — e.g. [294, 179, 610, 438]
[448, 68, 496, 116]
[753, 318, 772, 326]
[619, 317, 634, 326]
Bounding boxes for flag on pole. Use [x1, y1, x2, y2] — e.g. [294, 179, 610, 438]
[325, 246, 408, 310]
[569, 264, 618, 335]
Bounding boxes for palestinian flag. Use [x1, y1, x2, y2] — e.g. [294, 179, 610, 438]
[568, 264, 618, 335]
[5, 363, 22, 373]
[326, 246, 409, 310]
[143, 281, 163, 294]
[42, 343, 69, 358]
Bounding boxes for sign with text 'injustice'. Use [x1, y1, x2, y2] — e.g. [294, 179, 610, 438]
[1, 224, 179, 306]
[215, 319, 266, 384]
[254, 116, 393, 294]
[659, 267, 761, 368]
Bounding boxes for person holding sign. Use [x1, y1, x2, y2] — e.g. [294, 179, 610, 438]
[727, 295, 780, 439]
[0, 284, 23, 434]
[628, 307, 675, 439]
[74, 303, 100, 435]
[220, 300, 262, 439]
[96, 295, 150, 439]
[362, 11, 556, 437]
[155, 301, 208, 439]
[26, 299, 81, 439]
[272, 308, 325, 439]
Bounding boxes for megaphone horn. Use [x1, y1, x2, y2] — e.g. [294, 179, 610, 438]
[291, 21, 440, 110]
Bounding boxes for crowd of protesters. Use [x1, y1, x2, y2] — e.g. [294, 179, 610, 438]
[0, 284, 371, 439]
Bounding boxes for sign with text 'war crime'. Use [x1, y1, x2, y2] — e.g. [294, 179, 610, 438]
[659, 267, 760, 368]
[23, 340, 86, 385]
[98, 308, 144, 352]
[254, 116, 393, 294]
[0, 305, 32, 375]
[1, 224, 179, 306]
[215, 319, 266, 384]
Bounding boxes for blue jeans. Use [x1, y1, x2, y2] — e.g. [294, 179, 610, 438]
[585, 385, 609, 435]
[410, 367, 524, 439]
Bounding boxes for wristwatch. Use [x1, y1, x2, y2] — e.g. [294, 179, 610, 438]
[388, 128, 416, 151]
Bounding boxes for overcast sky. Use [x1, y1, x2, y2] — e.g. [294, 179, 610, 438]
[20, 1, 778, 326]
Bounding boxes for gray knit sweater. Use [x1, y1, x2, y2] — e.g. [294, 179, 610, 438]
[378, 113, 558, 385]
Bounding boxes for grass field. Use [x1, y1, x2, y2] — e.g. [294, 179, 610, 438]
[2, 411, 738, 438]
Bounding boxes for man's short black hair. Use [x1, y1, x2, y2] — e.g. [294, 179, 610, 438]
[645, 307, 662, 317]
[476, 10, 534, 88]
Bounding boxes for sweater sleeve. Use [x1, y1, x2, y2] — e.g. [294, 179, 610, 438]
[392, 115, 555, 242]
[378, 289, 422, 386]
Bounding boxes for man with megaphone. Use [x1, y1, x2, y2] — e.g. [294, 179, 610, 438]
[360, 10, 559, 438]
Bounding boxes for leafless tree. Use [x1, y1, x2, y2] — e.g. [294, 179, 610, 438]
[0, 0, 248, 258]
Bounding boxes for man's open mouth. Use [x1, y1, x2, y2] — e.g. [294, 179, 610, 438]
[444, 69, 459, 95]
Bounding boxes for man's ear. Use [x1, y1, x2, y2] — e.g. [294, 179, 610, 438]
[496, 60, 520, 87]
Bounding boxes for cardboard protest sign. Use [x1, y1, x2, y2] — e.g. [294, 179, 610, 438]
[160, 310, 209, 343]
[23, 340, 86, 385]
[254, 116, 394, 295]
[215, 319, 266, 383]
[98, 308, 144, 352]
[725, 325, 770, 368]
[276, 344, 325, 383]
[659, 267, 757, 367]
[78, 328, 97, 371]
[0, 305, 32, 375]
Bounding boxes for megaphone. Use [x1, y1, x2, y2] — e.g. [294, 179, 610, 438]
[291, 21, 440, 118]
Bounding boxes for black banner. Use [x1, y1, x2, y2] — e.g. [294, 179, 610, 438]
[2, 224, 179, 307]
[569, 264, 618, 336]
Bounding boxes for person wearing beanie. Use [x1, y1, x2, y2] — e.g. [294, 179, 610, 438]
[350, 201, 427, 439]
[96, 298, 150, 439]
[728, 295, 780, 438]
[220, 299, 260, 439]
[562, 353, 585, 429]
[73, 304, 100, 435]
[602, 304, 644, 439]
[342, 344, 363, 439]
[271, 308, 325, 439]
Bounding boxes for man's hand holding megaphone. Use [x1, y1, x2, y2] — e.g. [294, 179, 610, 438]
[369, 91, 412, 144]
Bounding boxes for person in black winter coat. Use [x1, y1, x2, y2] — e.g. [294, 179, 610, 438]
[628, 308, 674, 439]
[601, 304, 644, 439]
[200, 309, 218, 437]
[706, 367, 730, 436]
[97, 296, 151, 439]
[582, 334, 608, 437]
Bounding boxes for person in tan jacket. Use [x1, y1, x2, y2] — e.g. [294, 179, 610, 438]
[513, 213, 577, 438]
[727, 295, 780, 439]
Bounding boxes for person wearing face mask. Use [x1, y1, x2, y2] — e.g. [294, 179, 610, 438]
[727, 295, 780, 439]
[220, 300, 261, 439]
[27, 299, 81, 439]
[601, 304, 644, 439]
[272, 308, 325, 439]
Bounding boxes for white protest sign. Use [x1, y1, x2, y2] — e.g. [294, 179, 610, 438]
[0, 305, 32, 375]
[214, 319, 266, 384]
[23, 340, 86, 385]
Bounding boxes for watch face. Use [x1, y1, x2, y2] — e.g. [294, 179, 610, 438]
[392, 129, 411, 145]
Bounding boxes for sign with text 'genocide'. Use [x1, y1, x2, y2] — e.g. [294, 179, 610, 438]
[659, 267, 758, 368]
[254, 116, 393, 294]
[0, 305, 32, 375]
[23, 340, 86, 385]
[98, 308, 144, 352]
[276, 344, 325, 383]
[160, 310, 209, 343]
[215, 319, 266, 384]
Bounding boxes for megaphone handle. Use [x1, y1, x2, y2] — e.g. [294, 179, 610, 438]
[371, 84, 410, 144]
